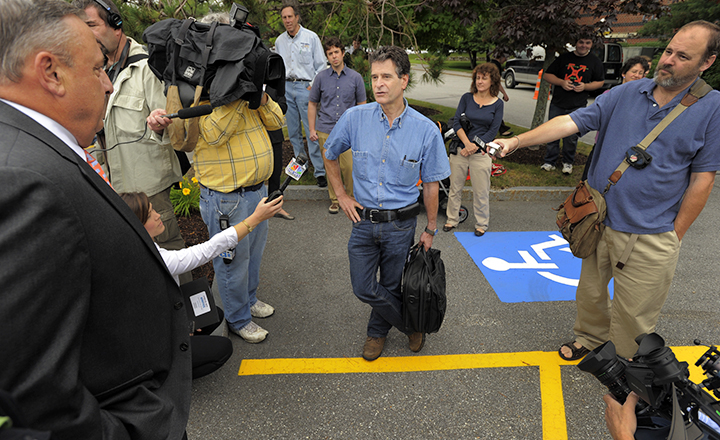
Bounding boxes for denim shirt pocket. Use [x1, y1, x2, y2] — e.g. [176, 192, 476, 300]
[397, 158, 421, 186]
[353, 150, 369, 180]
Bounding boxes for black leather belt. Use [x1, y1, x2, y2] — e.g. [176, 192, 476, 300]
[286, 78, 311, 82]
[356, 203, 421, 223]
[229, 182, 264, 194]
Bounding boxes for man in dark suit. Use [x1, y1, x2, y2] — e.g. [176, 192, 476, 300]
[0, 1, 192, 438]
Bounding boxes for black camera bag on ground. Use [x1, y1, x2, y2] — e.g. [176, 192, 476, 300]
[402, 243, 446, 334]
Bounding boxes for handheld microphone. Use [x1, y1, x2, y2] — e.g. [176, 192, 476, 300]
[162, 105, 213, 119]
[269, 154, 308, 201]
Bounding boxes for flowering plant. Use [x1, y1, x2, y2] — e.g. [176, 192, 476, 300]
[170, 175, 200, 217]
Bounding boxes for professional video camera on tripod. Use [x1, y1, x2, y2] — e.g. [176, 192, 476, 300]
[578, 333, 720, 440]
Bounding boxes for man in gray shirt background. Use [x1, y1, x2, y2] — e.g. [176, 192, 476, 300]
[309, 36, 366, 213]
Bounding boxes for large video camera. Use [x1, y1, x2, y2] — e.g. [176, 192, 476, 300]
[143, 2, 285, 111]
[578, 333, 720, 439]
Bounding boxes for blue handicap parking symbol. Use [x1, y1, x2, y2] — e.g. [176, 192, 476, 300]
[455, 231, 613, 303]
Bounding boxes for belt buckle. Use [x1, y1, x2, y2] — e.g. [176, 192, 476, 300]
[368, 209, 381, 223]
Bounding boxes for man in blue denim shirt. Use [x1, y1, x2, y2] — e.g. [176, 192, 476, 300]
[324, 46, 451, 361]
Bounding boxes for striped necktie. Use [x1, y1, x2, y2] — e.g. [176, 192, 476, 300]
[84, 150, 112, 188]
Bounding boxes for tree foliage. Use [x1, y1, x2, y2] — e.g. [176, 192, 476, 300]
[638, 0, 720, 38]
[637, 0, 720, 90]
[489, 0, 664, 128]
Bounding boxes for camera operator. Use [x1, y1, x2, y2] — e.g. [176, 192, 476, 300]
[604, 392, 640, 440]
[74, 0, 191, 282]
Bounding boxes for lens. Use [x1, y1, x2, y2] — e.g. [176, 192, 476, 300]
[578, 341, 633, 403]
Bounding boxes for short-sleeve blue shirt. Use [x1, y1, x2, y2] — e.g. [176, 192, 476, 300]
[571, 78, 720, 234]
[324, 100, 451, 210]
[308, 66, 367, 133]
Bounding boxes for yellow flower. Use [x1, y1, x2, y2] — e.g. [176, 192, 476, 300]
[191, 177, 198, 184]
[182, 188, 191, 196]
[179, 181, 183, 188]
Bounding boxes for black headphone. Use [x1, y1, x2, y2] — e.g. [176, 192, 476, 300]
[94, 0, 123, 30]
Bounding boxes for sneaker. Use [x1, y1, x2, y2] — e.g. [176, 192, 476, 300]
[328, 202, 340, 214]
[362, 336, 386, 361]
[408, 332, 426, 352]
[562, 163, 573, 175]
[316, 175, 328, 188]
[230, 321, 268, 343]
[540, 163, 556, 172]
[250, 300, 274, 318]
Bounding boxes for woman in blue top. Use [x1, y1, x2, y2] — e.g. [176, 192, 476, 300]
[444, 63, 504, 236]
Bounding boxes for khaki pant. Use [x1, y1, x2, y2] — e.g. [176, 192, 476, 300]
[318, 131, 353, 204]
[574, 226, 680, 358]
[446, 152, 491, 231]
[150, 187, 192, 284]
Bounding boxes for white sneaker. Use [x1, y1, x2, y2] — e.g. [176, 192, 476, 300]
[230, 321, 268, 343]
[540, 163, 556, 172]
[562, 163, 573, 175]
[250, 300, 275, 318]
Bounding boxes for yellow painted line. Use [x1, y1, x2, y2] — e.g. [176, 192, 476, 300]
[239, 350, 564, 375]
[237, 346, 709, 440]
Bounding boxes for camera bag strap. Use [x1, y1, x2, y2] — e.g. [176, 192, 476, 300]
[605, 79, 712, 269]
[166, 19, 217, 152]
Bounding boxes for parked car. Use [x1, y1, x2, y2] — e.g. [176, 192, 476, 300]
[502, 42, 624, 89]
[502, 47, 546, 88]
[593, 42, 623, 88]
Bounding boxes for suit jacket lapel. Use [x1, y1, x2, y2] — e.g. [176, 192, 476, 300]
[0, 101, 173, 277]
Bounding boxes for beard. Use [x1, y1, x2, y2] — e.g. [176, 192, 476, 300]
[653, 63, 700, 88]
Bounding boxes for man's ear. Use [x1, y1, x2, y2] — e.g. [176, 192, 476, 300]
[700, 54, 717, 73]
[401, 73, 409, 90]
[35, 51, 65, 97]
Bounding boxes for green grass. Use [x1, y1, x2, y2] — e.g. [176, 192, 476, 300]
[409, 54, 474, 73]
[288, 99, 589, 188]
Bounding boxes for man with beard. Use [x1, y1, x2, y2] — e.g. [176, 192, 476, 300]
[493, 21, 720, 360]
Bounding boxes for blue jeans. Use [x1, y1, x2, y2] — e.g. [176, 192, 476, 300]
[199, 185, 268, 331]
[544, 103, 583, 166]
[285, 81, 324, 177]
[348, 217, 417, 338]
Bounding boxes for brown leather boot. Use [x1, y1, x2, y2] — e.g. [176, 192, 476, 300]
[362, 336, 386, 361]
[408, 332, 425, 352]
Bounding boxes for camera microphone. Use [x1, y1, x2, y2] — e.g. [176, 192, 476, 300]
[269, 154, 308, 202]
[162, 105, 213, 119]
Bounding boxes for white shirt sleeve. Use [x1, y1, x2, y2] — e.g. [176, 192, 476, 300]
[156, 227, 239, 277]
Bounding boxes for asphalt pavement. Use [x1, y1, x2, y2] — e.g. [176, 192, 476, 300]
[185, 68, 720, 439]
[187, 180, 720, 440]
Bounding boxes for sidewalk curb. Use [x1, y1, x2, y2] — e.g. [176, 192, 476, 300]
[284, 185, 574, 203]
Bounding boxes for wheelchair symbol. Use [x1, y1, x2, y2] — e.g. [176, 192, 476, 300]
[481, 234, 578, 286]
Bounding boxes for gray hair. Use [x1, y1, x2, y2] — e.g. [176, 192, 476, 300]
[0, 0, 83, 84]
[369, 46, 411, 78]
[199, 12, 231, 25]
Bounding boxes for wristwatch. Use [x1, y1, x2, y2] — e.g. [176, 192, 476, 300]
[424, 227, 438, 236]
